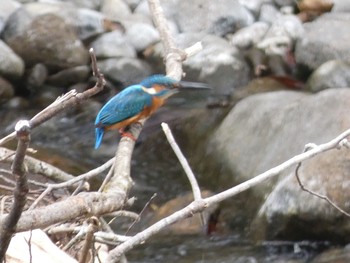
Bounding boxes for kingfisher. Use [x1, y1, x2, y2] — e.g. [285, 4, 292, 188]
[94, 74, 208, 149]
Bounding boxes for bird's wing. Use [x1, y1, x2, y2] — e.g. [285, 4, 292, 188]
[96, 85, 152, 126]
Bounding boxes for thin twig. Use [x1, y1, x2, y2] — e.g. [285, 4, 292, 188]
[125, 193, 157, 235]
[161, 123, 201, 200]
[295, 146, 350, 217]
[106, 211, 139, 222]
[0, 120, 31, 261]
[161, 123, 206, 227]
[25, 230, 33, 263]
[63, 228, 85, 251]
[98, 162, 115, 192]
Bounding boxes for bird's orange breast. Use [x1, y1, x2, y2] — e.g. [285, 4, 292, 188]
[105, 96, 165, 131]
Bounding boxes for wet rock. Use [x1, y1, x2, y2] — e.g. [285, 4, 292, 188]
[100, 0, 132, 20]
[210, 88, 350, 241]
[231, 22, 269, 49]
[20, 2, 107, 41]
[311, 247, 350, 263]
[253, 143, 350, 241]
[259, 3, 281, 24]
[135, 0, 254, 33]
[26, 63, 48, 90]
[0, 40, 25, 78]
[46, 65, 91, 87]
[306, 60, 350, 92]
[295, 12, 350, 70]
[332, 0, 350, 12]
[208, 16, 244, 37]
[0, 0, 21, 33]
[125, 22, 160, 52]
[0, 77, 15, 102]
[3, 9, 89, 69]
[175, 33, 251, 94]
[257, 15, 304, 56]
[97, 57, 152, 85]
[90, 31, 136, 59]
[125, 0, 142, 10]
[239, 0, 274, 15]
[72, 8, 109, 40]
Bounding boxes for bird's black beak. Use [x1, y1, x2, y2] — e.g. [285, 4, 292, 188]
[178, 80, 211, 90]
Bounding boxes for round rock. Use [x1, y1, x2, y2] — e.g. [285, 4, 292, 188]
[90, 31, 136, 59]
[295, 12, 350, 70]
[3, 9, 89, 69]
[306, 60, 350, 92]
[97, 57, 152, 85]
[0, 40, 24, 78]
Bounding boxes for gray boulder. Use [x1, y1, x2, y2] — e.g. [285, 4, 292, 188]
[210, 88, 350, 241]
[22, 2, 108, 40]
[90, 31, 136, 59]
[125, 22, 160, 52]
[0, 40, 24, 78]
[306, 60, 350, 92]
[0, 77, 15, 102]
[3, 8, 89, 69]
[295, 12, 350, 70]
[100, 0, 132, 20]
[0, 0, 21, 33]
[97, 57, 152, 85]
[179, 33, 251, 94]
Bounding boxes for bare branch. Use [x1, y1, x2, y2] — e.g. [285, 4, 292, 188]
[294, 146, 350, 217]
[79, 217, 100, 263]
[148, 0, 184, 80]
[161, 123, 205, 227]
[161, 123, 202, 200]
[125, 193, 157, 235]
[102, 122, 143, 195]
[1, 191, 126, 232]
[0, 120, 31, 260]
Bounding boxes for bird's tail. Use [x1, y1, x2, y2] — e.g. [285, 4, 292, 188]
[95, 127, 104, 149]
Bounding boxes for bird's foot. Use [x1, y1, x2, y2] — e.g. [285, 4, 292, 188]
[119, 129, 137, 141]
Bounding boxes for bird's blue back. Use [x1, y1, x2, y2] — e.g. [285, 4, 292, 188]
[95, 85, 153, 126]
